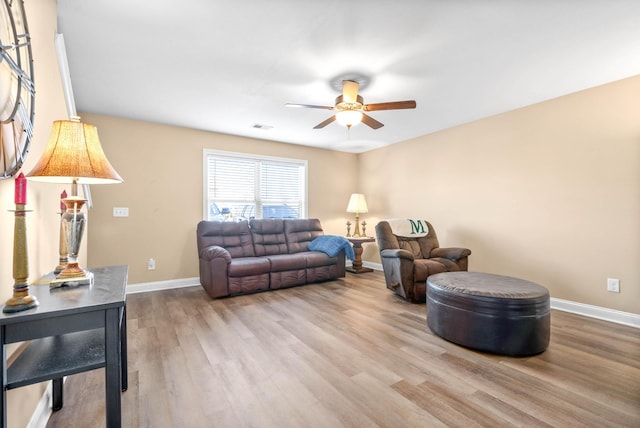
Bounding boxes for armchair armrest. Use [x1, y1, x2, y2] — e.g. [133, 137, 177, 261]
[379, 248, 420, 302]
[380, 248, 415, 262]
[199, 245, 232, 263]
[430, 247, 471, 261]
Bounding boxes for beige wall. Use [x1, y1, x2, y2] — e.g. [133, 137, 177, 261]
[360, 75, 640, 314]
[85, 75, 640, 316]
[0, 0, 71, 425]
[83, 114, 358, 284]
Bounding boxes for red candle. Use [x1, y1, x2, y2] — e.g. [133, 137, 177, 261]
[60, 190, 67, 211]
[15, 172, 27, 205]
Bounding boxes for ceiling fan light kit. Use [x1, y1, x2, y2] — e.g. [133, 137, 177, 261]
[287, 79, 416, 130]
[336, 110, 363, 128]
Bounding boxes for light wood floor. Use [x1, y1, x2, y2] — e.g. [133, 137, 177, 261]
[47, 271, 640, 427]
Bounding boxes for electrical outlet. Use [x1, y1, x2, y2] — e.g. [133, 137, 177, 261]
[113, 207, 129, 217]
[147, 258, 156, 270]
[607, 278, 620, 293]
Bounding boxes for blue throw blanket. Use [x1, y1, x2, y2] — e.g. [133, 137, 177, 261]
[308, 235, 355, 260]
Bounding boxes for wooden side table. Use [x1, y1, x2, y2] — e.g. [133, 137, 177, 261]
[346, 236, 375, 274]
[0, 265, 128, 428]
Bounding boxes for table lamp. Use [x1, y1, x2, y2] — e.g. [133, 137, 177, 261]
[27, 116, 123, 287]
[346, 193, 368, 237]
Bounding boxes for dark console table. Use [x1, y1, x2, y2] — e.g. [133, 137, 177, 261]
[0, 265, 128, 428]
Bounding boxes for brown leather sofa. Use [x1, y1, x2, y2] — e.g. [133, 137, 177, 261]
[375, 220, 471, 303]
[197, 218, 346, 298]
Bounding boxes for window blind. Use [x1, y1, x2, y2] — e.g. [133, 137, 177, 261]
[204, 150, 306, 220]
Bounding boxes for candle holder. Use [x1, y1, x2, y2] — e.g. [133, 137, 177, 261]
[3, 204, 39, 313]
[54, 209, 69, 274]
[54, 190, 68, 274]
[346, 221, 352, 237]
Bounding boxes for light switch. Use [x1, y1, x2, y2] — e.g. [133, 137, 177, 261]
[113, 207, 129, 217]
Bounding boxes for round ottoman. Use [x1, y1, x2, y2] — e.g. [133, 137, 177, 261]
[427, 272, 550, 356]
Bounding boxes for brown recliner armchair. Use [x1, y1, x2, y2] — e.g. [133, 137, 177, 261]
[375, 220, 471, 303]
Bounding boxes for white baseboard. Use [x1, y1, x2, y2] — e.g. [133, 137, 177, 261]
[550, 297, 640, 328]
[126, 277, 200, 294]
[28, 381, 53, 428]
[362, 261, 382, 271]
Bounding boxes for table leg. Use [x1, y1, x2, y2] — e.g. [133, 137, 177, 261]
[105, 308, 122, 428]
[1, 328, 6, 428]
[346, 242, 373, 274]
[120, 305, 128, 391]
[52, 378, 63, 411]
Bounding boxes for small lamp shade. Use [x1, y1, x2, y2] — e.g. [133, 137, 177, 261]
[346, 193, 368, 213]
[27, 117, 123, 184]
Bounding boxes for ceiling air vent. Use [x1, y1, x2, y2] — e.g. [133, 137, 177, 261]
[252, 124, 273, 130]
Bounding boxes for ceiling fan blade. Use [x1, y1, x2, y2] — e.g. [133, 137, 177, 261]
[361, 113, 384, 129]
[313, 115, 336, 129]
[285, 103, 334, 110]
[342, 80, 359, 103]
[363, 100, 417, 111]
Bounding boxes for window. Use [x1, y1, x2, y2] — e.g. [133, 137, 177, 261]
[203, 149, 307, 221]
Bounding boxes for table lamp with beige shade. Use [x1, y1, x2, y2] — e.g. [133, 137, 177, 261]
[346, 193, 368, 237]
[27, 116, 123, 287]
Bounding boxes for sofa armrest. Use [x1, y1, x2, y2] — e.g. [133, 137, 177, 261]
[380, 248, 415, 262]
[430, 247, 471, 261]
[198, 246, 231, 298]
[199, 245, 232, 263]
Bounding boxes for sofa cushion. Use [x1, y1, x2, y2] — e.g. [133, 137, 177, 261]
[197, 220, 255, 258]
[304, 251, 339, 268]
[266, 254, 307, 272]
[250, 219, 288, 256]
[284, 218, 324, 253]
[228, 257, 271, 277]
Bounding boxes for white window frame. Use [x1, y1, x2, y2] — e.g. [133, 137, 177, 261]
[203, 149, 308, 220]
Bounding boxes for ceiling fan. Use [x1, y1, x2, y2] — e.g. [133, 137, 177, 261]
[286, 80, 417, 129]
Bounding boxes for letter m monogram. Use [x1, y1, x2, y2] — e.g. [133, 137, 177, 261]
[409, 219, 426, 235]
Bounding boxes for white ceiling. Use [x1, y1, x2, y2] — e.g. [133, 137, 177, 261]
[56, 1, 640, 153]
